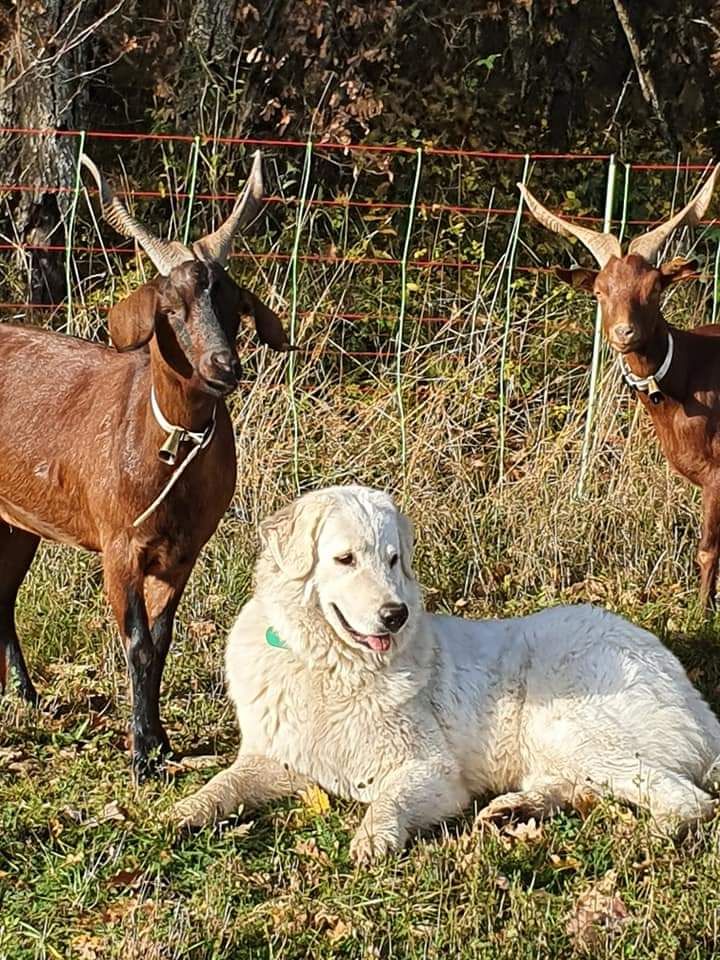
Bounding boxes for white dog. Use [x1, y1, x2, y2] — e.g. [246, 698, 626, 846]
[173, 485, 720, 862]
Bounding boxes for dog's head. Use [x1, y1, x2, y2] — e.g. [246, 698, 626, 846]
[258, 485, 421, 665]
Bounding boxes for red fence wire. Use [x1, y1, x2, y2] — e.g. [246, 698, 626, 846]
[0, 126, 715, 168]
[1, 126, 717, 365]
[2, 181, 718, 227]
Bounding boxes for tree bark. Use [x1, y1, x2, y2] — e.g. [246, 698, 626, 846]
[0, 0, 123, 307]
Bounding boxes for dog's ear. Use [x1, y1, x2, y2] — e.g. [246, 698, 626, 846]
[397, 508, 415, 579]
[259, 495, 328, 580]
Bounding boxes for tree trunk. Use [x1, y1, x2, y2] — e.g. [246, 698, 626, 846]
[0, 0, 122, 308]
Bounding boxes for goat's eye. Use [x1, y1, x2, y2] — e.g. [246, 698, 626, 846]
[389, 553, 399, 568]
[335, 553, 355, 566]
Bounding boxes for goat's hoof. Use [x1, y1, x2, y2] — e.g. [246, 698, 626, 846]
[0, 678, 40, 707]
[20, 683, 40, 707]
[132, 733, 174, 782]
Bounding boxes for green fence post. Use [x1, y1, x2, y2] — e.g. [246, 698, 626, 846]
[183, 135, 201, 247]
[66, 129, 86, 333]
[498, 153, 530, 487]
[577, 154, 617, 497]
[288, 138, 313, 494]
[617, 162, 630, 246]
[396, 147, 423, 478]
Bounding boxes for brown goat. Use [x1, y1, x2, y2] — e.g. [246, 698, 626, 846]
[0, 152, 290, 777]
[521, 167, 720, 606]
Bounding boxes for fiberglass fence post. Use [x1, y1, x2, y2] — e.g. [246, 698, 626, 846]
[66, 129, 86, 334]
[183, 135, 201, 247]
[712, 238, 720, 326]
[396, 147, 423, 481]
[498, 153, 530, 487]
[288, 138, 313, 494]
[577, 153, 617, 498]
[618, 162, 630, 246]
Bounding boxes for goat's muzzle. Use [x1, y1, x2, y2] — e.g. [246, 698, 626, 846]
[198, 349, 242, 395]
[610, 325, 641, 354]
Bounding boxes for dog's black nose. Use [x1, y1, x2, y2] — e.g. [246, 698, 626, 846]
[379, 602, 408, 633]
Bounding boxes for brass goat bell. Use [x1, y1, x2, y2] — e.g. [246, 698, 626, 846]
[647, 376, 663, 405]
[158, 428, 184, 465]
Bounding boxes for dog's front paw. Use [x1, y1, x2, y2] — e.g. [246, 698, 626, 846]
[475, 790, 547, 826]
[170, 793, 216, 830]
[350, 824, 405, 865]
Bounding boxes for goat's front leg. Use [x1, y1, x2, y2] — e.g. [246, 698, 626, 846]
[104, 546, 170, 779]
[144, 568, 193, 730]
[350, 760, 470, 864]
[698, 485, 720, 609]
[171, 753, 308, 828]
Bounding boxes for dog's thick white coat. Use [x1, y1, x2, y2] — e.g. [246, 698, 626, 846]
[173, 485, 720, 860]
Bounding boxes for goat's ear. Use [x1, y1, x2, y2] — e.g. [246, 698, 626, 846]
[239, 289, 292, 352]
[107, 284, 158, 351]
[554, 267, 598, 293]
[659, 257, 699, 288]
[258, 494, 330, 580]
[396, 508, 415, 579]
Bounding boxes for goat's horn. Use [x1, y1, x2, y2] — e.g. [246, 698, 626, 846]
[193, 150, 264, 267]
[80, 153, 194, 276]
[628, 163, 720, 263]
[518, 183, 622, 268]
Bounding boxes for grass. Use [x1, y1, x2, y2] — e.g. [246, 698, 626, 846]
[2, 149, 720, 957]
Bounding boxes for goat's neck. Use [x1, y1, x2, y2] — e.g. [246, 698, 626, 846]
[148, 343, 218, 433]
[620, 316, 686, 398]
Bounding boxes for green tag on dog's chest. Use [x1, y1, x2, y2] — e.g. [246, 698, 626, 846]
[265, 626, 287, 650]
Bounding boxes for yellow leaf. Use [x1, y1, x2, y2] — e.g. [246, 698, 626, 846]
[299, 784, 331, 817]
[549, 852, 582, 872]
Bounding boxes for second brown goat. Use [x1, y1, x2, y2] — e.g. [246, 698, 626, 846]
[0, 152, 289, 777]
[521, 166, 720, 607]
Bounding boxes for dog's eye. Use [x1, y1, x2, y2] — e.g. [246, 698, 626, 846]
[335, 553, 355, 566]
[389, 554, 399, 568]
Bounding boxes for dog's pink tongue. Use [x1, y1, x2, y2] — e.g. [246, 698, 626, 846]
[366, 634, 391, 653]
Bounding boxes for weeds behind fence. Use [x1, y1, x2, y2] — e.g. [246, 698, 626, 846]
[0, 129, 718, 610]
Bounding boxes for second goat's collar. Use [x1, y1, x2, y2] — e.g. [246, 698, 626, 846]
[618, 331, 674, 395]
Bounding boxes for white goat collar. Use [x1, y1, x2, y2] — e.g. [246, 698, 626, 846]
[618, 331, 674, 395]
[133, 388, 217, 527]
[149, 387, 214, 456]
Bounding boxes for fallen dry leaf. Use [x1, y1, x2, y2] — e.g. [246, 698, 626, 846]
[326, 917, 353, 944]
[223, 820, 254, 839]
[70, 933, 108, 960]
[566, 871, 630, 951]
[187, 620, 218, 640]
[565, 577, 608, 602]
[0, 748, 25, 768]
[85, 801, 128, 828]
[295, 837, 331, 865]
[549, 852, 582, 872]
[573, 790, 599, 819]
[105, 867, 145, 891]
[164, 754, 222, 775]
[268, 898, 311, 936]
[99, 896, 155, 923]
